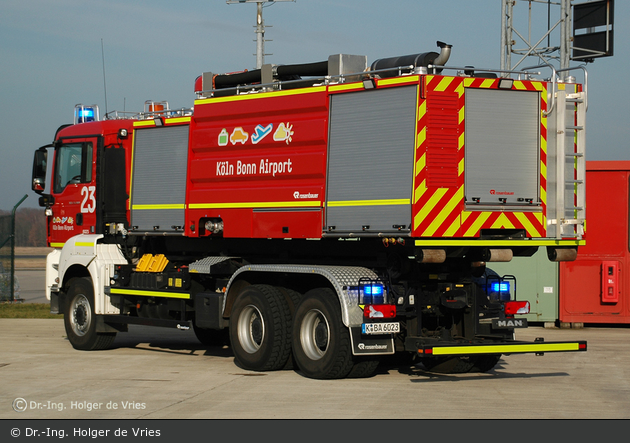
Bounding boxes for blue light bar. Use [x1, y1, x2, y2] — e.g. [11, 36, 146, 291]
[362, 284, 384, 296]
[491, 282, 510, 292]
[359, 282, 386, 305]
[74, 104, 99, 124]
[79, 108, 95, 118]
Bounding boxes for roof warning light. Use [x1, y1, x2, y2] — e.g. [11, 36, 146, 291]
[74, 104, 99, 124]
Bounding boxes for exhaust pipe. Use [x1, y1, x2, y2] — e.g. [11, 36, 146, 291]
[433, 41, 452, 66]
[370, 41, 452, 77]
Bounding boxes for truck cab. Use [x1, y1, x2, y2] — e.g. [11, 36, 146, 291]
[32, 105, 133, 247]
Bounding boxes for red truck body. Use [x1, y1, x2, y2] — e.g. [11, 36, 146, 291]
[32, 45, 588, 379]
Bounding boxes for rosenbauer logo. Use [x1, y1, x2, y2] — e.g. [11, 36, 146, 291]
[489, 189, 515, 196]
[358, 343, 388, 350]
[293, 191, 319, 199]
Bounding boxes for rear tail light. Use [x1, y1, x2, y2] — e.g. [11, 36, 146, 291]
[364, 304, 396, 319]
[504, 300, 530, 315]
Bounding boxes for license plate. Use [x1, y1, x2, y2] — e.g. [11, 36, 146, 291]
[362, 322, 400, 335]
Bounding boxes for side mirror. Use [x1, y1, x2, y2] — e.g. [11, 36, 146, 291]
[31, 147, 49, 194]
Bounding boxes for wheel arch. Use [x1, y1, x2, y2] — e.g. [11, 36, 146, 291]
[57, 234, 128, 315]
[61, 264, 92, 292]
[223, 265, 380, 327]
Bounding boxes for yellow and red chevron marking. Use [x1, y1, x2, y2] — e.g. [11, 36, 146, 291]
[412, 75, 548, 238]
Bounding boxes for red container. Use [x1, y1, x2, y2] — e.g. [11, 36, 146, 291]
[560, 161, 630, 324]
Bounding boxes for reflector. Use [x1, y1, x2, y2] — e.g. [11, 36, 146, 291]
[363, 304, 396, 319]
[505, 300, 530, 315]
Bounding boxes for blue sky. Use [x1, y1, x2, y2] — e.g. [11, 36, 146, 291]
[1, 0, 627, 210]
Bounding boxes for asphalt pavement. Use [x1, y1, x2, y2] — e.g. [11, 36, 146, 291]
[14, 270, 47, 304]
[1, 318, 628, 420]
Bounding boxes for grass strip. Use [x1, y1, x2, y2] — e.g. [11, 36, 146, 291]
[0, 303, 60, 319]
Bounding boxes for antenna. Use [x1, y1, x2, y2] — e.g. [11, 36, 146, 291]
[101, 38, 108, 117]
[227, 0, 295, 69]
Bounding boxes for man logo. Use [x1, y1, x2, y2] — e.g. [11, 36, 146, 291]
[497, 319, 524, 327]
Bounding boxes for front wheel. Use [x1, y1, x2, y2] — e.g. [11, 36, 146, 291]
[292, 288, 356, 379]
[64, 277, 116, 350]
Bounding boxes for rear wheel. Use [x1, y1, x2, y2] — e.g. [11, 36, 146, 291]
[347, 358, 380, 378]
[64, 277, 116, 350]
[229, 284, 292, 371]
[292, 288, 356, 379]
[277, 287, 302, 370]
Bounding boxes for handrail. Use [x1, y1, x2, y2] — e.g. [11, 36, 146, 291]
[427, 64, 542, 77]
[197, 65, 418, 98]
[521, 63, 558, 117]
[557, 65, 588, 111]
[195, 61, 586, 116]
[198, 62, 547, 99]
[104, 108, 193, 121]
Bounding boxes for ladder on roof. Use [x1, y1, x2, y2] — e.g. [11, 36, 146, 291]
[552, 87, 586, 239]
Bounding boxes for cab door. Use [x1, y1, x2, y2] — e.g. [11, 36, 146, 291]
[49, 137, 99, 246]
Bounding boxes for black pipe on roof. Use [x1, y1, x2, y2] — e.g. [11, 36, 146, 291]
[275, 61, 328, 78]
[213, 70, 262, 89]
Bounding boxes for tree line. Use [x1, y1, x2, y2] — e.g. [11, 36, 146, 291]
[0, 208, 47, 247]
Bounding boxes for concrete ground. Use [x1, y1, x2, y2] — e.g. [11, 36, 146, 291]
[0, 318, 628, 420]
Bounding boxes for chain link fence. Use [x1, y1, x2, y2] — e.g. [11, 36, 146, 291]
[0, 214, 19, 302]
[0, 195, 27, 302]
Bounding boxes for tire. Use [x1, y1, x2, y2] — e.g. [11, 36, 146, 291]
[347, 358, 380, 378]
[277, 287, 302, 370]
[292, 288, 355, 379]
[228, 284, 292, 371]
[193, 322, 229, 347]
[64, 277, 116, 350]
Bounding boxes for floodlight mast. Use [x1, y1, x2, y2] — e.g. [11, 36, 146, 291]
[500, 0, 614, 78]
[227, 0, 295, 69]
[500, 0, 572, 75]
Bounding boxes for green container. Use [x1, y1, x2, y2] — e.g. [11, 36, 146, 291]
[487, 248, 559, 325]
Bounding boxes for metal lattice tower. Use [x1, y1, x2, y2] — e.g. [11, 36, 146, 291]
[500, 0, 573, 74]
[501, 0, 614, 77]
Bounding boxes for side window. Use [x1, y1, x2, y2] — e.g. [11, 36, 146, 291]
[53, 142, 93, 193]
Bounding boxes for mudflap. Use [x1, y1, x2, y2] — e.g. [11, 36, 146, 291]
[349, 326, 395, 356]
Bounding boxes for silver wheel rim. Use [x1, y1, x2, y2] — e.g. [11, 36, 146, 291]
[71, 294, 91, 337]
[237, 304, 265, 354]
[300, 309, 330, 360]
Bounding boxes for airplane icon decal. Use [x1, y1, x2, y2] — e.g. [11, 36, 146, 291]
[252, 124, 273, 144]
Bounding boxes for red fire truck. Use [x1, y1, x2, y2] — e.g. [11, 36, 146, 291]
[32, 42, 587, 379]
